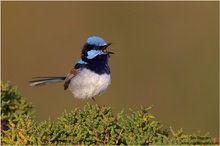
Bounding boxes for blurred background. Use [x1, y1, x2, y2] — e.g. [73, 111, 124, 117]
[2, 2, 219, 140]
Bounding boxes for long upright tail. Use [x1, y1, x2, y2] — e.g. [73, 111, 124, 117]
[29, 76, 66, 87]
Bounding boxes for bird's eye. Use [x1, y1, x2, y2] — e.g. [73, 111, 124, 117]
[94, 46, 100, 50]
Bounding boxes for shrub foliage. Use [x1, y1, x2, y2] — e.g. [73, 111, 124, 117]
[1, 82, 218, 145]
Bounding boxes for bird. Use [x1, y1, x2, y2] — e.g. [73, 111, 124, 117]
[29, 36, 114, 105]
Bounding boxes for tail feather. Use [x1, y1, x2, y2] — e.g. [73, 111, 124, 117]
[29, 77, 66, 87]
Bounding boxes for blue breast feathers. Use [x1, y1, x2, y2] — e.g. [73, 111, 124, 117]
[86, 55, 110, 74]
[86, 36, 107, 47]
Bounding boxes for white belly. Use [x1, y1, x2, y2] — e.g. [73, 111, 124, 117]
[69, 68, 111, 99]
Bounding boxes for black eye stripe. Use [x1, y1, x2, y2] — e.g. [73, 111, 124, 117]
[94, 46, 99, 50]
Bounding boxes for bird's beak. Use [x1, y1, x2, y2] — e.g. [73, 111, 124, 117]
[103, 43, 114, 55]
[106, 43, 112, 47]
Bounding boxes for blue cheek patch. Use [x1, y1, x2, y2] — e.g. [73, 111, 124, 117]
[87, 50, 101, 59]
[77, 59, 88, 64]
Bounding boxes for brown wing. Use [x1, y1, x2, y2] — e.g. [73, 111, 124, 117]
[63, 68, 80, 90]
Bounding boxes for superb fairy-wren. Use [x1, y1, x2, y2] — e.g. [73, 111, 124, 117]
[30, 36, 114, 104]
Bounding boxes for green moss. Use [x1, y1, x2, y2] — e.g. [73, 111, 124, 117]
[1, 82, 218, 145]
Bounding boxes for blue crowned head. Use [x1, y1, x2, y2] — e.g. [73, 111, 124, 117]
[76, 36, 113, 74]
[86, 36, 107, 47]
[79, 36, 113, 62]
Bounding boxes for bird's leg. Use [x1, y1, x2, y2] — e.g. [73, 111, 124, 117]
[75, 98, 80, 110]
[92, 97, 101, 108]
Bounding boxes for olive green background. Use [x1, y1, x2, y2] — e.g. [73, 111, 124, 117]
[2, 2, 219, 140]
